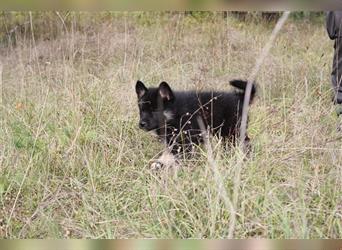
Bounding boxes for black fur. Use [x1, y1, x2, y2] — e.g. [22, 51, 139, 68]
[136, 80, 256, 155]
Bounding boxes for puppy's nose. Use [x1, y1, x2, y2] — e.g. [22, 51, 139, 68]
[139, 121, 147, 128]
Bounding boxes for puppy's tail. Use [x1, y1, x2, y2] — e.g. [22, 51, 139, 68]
[229, 79, 256, 101]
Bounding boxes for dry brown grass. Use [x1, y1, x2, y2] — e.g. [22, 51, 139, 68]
[0, 12, 341, 238]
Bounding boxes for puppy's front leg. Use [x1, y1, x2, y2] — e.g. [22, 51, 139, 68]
[151, 150, 179, 171]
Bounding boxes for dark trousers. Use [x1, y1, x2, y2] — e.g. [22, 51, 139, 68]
[327, 11, 342, 103]
[331, 38, 342, 92]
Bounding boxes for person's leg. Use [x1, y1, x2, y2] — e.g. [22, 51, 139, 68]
[332, 38, 342, 130]
[331, 36, 342, 105]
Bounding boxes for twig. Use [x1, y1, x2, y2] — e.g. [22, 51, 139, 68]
[29, 11, 42, 78]
[7, 89, 50, 230]
[239, 11, 290, 149]
[0, 60, 2, 107]
[233, 11, 290, 238]
[55, 11, 69, 34]
[197, 117, 236, 238]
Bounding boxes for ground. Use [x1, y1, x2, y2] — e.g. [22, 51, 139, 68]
[0, 12, 341, 238]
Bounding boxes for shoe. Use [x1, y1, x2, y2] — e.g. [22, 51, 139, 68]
[333, 89, 342, 104]
[336, 104, 342, 132]
[336, 104, 342, 116]
[338, 115, 342, 132]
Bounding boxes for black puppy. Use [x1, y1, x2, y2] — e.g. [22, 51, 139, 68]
[135, 80, 256, 168]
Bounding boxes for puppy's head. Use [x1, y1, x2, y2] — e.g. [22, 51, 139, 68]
[135, 80, 175, 131]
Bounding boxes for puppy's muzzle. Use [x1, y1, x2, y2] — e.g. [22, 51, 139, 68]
[139, 121, 147, 129]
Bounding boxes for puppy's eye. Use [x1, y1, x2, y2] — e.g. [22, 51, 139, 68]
[141, 105, 152, 112]
[139, 101, 153, 112]
[139, 101, 151, 106]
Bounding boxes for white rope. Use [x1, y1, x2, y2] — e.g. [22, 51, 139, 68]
[239, 11, 291, 146]
[230, 11, 290, 238]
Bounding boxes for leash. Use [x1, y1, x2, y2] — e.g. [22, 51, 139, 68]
[239, 11, 291, 148]
[231, 11, 290, 238]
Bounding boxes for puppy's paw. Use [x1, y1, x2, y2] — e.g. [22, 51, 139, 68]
[150, 151, 180, 172]
[150, 161, 164, 171]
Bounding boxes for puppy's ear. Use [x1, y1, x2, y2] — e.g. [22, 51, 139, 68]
[158, 82, 174, 102]
[136, 80, 147, 98]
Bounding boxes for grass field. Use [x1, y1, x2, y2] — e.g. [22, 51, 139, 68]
[1, 12, 342, 238]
